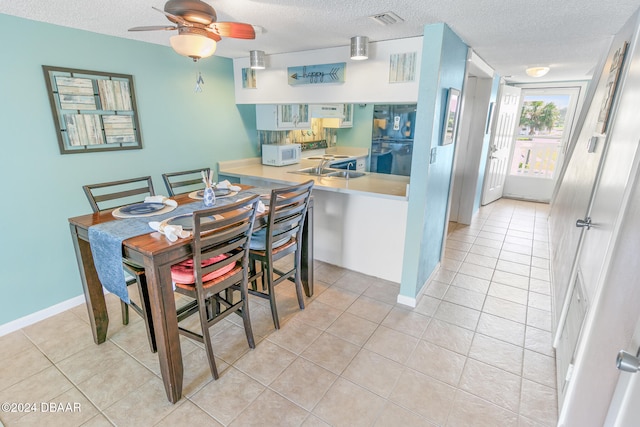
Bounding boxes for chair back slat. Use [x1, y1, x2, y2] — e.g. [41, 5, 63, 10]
[83, 176, 155, 212]
[265, 180, 314, 249]
[162, 168, 210, 197]
[191, 195, 261, 295]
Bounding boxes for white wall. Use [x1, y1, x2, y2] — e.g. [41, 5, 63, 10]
[233, 37, 423, 104]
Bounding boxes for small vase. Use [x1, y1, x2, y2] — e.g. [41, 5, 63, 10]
[203, 187, 216, 207]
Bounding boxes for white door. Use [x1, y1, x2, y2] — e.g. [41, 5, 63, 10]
[481, 84, 521, 205]
[555, 29, 640, 423]
[502, 87, 581, 202]
[605, 315, 640, 426]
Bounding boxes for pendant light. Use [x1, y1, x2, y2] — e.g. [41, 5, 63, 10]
[250, 50, 266, 69]
[350, 36, 369, 60]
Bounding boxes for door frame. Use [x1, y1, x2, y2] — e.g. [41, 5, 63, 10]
[502, 83, 587, 202]
[448, 49, 495, 225]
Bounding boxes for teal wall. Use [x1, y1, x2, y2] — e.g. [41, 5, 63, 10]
[474, 75, 502, 212]
[336, 104, 374, 149]
[0, 14, 257, 325]
[400, 23, 468, 299]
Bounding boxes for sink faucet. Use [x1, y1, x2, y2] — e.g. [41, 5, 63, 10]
[346, 162, 352, 180]
[316, 158, 330, 174]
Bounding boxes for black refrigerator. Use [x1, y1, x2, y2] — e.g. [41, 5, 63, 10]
[370, 104, 416, 176]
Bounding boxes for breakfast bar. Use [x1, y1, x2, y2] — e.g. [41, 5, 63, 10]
[219, 157, 410, 282]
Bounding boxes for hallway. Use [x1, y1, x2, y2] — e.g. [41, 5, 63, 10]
[0, 198, 557, 426]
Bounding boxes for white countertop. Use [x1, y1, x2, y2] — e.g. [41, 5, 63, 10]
[219, 157, 409, 201]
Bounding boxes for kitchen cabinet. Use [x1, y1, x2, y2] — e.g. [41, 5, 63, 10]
[341, 104, 354, 128]
[256, 104, 310, 130]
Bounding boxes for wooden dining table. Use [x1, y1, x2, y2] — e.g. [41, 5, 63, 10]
[68, 187, 314, 403]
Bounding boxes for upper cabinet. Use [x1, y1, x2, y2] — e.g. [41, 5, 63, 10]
[256, 104, 310, 130]
[256, 103, 354, 130]
[341, 104, 354, 128]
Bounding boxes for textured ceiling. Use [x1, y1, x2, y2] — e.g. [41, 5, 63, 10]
[2, 0, 639, 82]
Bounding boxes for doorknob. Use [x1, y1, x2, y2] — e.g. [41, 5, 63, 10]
[617, 348, 640, 373]
[576, 217, 592, 229]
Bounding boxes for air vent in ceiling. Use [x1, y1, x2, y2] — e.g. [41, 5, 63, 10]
[369, 11, 405, 26]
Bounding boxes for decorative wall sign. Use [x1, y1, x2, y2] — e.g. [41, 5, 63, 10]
[596, 41, 628, 134]
[287, 62, 346, 86]
[242, 67, 257, 89]
[42, 65, 142, 154]
[485, 102, 495, 134]
[442, 88, 461, 146]
[389, 52, 417, 83]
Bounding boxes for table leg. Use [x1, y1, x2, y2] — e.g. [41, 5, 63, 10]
[144, 258, 183, 404]
[69, 223, 109, 344]
[301, 198, 314, 298]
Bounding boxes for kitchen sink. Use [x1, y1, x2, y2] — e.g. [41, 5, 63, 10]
[290, 167, 366, 179]
[291, 167, 335, 176]
[325, 170, 366, 179]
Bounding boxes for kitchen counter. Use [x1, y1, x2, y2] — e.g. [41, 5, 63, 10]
[218, 156, 409, 283]
[218, 157, 409, 201]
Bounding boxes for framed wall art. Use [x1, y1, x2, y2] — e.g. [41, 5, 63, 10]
[287, 62, 346, 86]
[389, 52, 417, 83]
[442, 88, 461, 145]
[596, 41, 628, 134]
[42, 65, 142, 154]
[242, 67, 257, 89]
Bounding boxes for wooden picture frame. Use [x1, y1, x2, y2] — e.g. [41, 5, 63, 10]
[442, 88, 461, 145]
[42, 66, 142, 154]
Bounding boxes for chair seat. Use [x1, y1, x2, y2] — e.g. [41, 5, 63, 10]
[250, 237, 296, 257]
[250, 229, 291, 251]
[174, 264, 242, 291]
[171, 254, 235, 284]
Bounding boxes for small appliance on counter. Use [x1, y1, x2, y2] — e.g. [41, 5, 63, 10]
[261, 143, 301, 166]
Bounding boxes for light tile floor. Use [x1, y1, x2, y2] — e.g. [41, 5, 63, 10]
[0, 198, 557, 426]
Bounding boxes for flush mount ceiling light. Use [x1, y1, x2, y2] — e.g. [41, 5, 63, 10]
[170, 34, 217, 62]
[350, 36, 369, 60]
[525, 66, 550, 77]
[250, 50, 266, 69]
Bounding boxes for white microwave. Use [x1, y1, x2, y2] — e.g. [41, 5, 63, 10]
[261, 144, 301, 166]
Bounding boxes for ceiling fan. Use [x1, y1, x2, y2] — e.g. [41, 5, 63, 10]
[129, 0, 256, 61]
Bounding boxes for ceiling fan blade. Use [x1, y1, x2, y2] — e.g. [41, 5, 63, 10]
[204, 31, 222, 42]
[152, 5, 193, 27]
[128, 25, 177, 32]
[210, 22, 256, 39]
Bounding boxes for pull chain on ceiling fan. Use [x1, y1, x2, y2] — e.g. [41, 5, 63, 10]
[129, 0, 256, 61]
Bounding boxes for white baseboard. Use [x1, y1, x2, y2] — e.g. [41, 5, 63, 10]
[0, 294, 87, 337]
[396, 294, 417, 307]
[395, 260, 441, 308]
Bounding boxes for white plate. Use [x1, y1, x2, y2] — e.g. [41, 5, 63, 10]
[112, 202, 176, 218]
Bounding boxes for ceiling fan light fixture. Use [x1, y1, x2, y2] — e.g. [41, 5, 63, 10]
[350, 36, 369, 60]
[250, 50, 266, 69]
[170, 34, 217, 61]
[525, 66, 550, 78]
